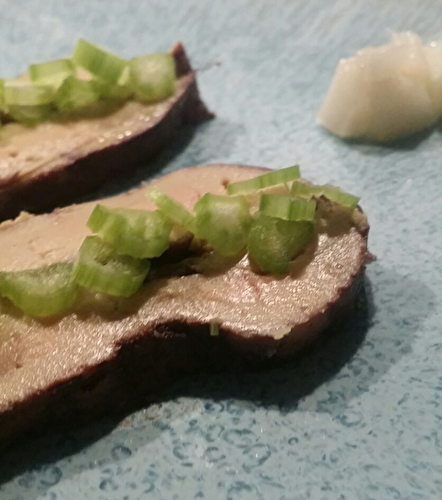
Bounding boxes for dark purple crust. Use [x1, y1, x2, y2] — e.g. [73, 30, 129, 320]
[0, 43, 213, 222]
[0, 263, 366, 450]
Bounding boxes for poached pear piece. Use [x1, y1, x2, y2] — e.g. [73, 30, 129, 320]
[0, 164, 369, 448]
[0, 43, 213, 221]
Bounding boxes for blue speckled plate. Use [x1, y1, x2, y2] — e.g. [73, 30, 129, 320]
[1, 1, 442, 498]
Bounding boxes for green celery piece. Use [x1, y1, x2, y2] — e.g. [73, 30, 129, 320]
[148, 187, 196, 233]
[247, 213, 314, 274]
[291, 181, 359, 209]
[259, 194, 316, 221]
[55, 75, 100, 112]
[226, 166, 301, 195]
[72, 39, 127, 85]
[87, 205, 172, 259]
[0, 263, 77, 317]
[29, 58, 74, 90]
[129, 53, 176, 102]
[194, 193, 252, 256]
[73, 236, 151, 297]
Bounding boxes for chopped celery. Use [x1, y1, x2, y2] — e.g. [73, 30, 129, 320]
[72, 39, 127, 85]
[226, 166, 300, 195]
[7, 105, 53, 125]
[29, 58, 74, 89]
[320, 184, 360, 209]
[55, 76, 100, 112]
[148, 187, 196, 233]
[0, 263, 77, 317]
[291, 181, 359, 209]
[259, 194, 316, 221]
[72, 236, 150, 297]
[247, 213, 314, 274]
[194, 193, 252, 256]
[87, 205, 172, 259]
[3, 80, 54, 124]
[129, 53, 175, 102]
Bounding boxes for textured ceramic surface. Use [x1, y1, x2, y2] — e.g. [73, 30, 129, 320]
[1, 1, 441, 499]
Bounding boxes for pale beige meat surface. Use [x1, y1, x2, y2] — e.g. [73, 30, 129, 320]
[0, 164, 367, 412]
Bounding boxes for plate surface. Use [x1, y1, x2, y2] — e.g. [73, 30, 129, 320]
[1, 1, 441, 499]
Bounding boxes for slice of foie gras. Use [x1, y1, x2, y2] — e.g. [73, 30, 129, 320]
[0, 42, 213, 221]
[0, 164, 369, 446]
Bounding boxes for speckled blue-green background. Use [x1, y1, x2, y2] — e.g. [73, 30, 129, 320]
[1, 0, 442, 498]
